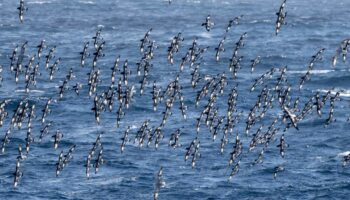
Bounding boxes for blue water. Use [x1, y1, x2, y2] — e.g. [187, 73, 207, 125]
[1, 0, 350, 199]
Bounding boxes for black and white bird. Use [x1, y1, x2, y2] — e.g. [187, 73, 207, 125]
[202, 15, 214, 32]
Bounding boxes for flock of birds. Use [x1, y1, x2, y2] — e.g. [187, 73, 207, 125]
[0, 0, 348, 199]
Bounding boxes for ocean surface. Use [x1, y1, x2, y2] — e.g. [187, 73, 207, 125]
[0, 0, 350, 199]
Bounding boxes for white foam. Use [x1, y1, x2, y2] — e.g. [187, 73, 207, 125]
[28, 1, 52, 4]
[199, 31, 212, 39]
[189, 0, 201, 3]
[318, 89, 350, 97]
[97, 24, 105, 29]
[89, 177, 123, 185]
[338, 92, 350, 97]
[338, 151, 350, 157]
[78, 1, 95, 5]
[31, 89, 46, 93]
[250, 19, 271, 24]
[288, 69, 334, 74]
[130, 124, 138, 129]
[15, 89, 45, 93]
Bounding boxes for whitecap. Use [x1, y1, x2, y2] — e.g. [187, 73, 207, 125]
[309, 69, 334, 74]
[198, 31, 212, 39]
[88, 177, 123, 186]
[288, 69, 334, 74]
[78, 1, 96, 5]
[249, 19, 271, 24]
[28, 1, 52, 4]
[338, 151, 350, 157]
[338, 92, 350, 97]
[318, 89, 350, 97]
[130, 124, 138, 129]
[15, 89, 45, 93]
[30, 89, 46, 93]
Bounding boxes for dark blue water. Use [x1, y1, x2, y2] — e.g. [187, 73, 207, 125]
[1, 0, 350, 199]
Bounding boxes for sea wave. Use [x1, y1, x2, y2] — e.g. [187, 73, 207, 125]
[287, 69, 334, 74]
[78, 1, 96, 5]
[337, 151, 350, 157]
[318, 88, 350, 97]
[28, 0, 53, 4]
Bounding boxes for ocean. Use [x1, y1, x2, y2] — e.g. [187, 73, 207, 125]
[0, 0, 350, 199]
